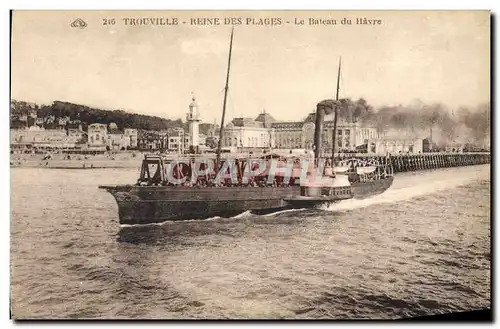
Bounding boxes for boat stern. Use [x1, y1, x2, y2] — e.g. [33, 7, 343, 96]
[287, 174, 353, 208]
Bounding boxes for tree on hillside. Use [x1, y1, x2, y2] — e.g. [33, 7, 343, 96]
[10, 99, 185, 131]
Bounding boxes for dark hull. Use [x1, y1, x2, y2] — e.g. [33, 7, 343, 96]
[351, 176, 394, 199]
[100, 186, 300, 225]
[100, 177, 394, 225]
[283, 195, 353, 209]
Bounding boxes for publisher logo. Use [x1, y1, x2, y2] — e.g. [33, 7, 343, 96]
[70, 18, 87, 29]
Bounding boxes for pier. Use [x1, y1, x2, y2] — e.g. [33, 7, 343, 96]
[335, 152, 490, 174]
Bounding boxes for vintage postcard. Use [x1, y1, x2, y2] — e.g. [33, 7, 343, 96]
[10, 10, 491, 320]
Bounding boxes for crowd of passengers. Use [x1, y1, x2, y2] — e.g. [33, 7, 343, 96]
[139, 175, 297, 187]
[137, 158, 391, 187]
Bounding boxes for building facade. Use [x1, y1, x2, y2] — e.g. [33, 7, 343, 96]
[445, 142, 464, 153]
[10, 123, 139, 152]
[215, 109, 432, 155]
[367, 138, 423, 154]
[124, 128, 138, 149]
[67, 125, 85, 141]
[10, 126, 79, 149]
[87, 123, 108, 148]
[137, 130, 167, 151]
[166, 128, 190, 153]
[220, 111, 376, 152]
[222, 117, 274, 149]
[87, 122, 138, 151]
[272, 122, 309, 149]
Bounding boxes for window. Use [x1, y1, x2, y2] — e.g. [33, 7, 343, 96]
[344, 129, 350, 136]
[338, 129, 342, 136]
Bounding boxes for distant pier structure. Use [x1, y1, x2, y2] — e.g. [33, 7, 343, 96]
[187, 95, 201, 154]
[333, 152, 490, 173]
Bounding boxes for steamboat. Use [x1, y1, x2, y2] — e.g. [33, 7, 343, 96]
[99, 28, 394, 225]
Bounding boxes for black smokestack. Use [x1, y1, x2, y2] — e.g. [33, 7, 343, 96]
[314, 105, 325, 162]
[314, 99, 336, 162]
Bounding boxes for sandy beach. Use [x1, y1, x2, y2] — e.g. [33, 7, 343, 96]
[10, 152, 143, 169]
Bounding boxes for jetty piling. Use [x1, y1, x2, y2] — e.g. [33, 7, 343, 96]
[333, 152, 489, 174]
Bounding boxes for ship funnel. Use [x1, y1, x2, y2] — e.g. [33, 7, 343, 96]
[313, 99, 337, 162]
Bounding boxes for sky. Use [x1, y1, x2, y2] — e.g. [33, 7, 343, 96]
[11, 10, 490, 123]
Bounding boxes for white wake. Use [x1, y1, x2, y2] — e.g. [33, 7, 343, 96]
[321, 165, 490, 212]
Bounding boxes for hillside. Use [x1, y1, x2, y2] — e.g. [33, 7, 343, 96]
[10, 100, 184, 131]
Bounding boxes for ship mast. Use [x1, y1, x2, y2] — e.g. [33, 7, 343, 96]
[331, 56, 341, 164]
[216, 26, 234, 168]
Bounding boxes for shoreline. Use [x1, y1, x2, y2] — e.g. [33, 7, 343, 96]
[10, 151, 491, 171]
[10, 159, 142, 169]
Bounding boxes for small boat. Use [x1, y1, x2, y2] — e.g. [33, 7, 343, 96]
[333, 165, 351, 173]
[356, 166, 377, 174]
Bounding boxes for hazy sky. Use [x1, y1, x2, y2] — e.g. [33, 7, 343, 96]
[11, 10, 490, 123]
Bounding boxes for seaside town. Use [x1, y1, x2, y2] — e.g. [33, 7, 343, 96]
[9, 10, 491, 321]
[10, 96, 490, 169]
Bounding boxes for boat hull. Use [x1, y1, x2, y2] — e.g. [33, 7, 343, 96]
[100, 177, 394, 225]
[351, 176, 394, 199]
[99, 185, 300, 225]
[283, 195, 352, 208]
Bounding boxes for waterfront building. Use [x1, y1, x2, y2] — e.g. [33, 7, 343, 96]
[67, 124, 85, 141]
[87, 123, 108, 149]
[88, 122, 138, 151]
[124, 128, 138, 148]
[272, 121, 309, 149]
[223, 117, 273, 149]
[445, 142, 464, 153]
[220, 110, 380, 152]
[10, 126, 79, 150]
[137, 130, 167, 151]
[166, 128, 189, 153]
[108, 127, 129, 151]
[366, 138, 424, 154]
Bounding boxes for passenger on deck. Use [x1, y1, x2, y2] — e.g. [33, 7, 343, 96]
[324, 162, 333, 177]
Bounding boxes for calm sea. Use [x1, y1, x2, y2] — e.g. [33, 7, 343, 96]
[10, 165, 491, 319]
